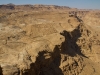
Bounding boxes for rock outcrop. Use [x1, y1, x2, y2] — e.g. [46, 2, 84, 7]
[0, 4, 100, 75]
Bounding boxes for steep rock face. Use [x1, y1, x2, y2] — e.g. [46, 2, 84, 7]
[0, 5, 100, 75]
[0, 32, 65, 75]
[76, 23, 100, 62]
[0, 22, 93, 75]
[19, 24, 85, 75]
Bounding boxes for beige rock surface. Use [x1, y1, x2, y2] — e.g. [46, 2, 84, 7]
[0, 4, 100, 75]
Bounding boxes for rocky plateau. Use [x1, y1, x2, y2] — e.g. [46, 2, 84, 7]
[0, 4, 100, 75]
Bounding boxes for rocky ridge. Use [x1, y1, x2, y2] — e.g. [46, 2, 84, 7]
[0, 4, 100, 75]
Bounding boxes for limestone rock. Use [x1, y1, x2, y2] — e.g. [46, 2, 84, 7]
[0, 4, 100, 75]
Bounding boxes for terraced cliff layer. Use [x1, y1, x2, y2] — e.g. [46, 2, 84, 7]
[0, 4, 100, 75]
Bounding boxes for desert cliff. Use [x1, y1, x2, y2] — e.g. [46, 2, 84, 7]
[0, 4, 100, 75]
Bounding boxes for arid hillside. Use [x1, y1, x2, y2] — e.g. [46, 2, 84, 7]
[0, 4, 100, 75]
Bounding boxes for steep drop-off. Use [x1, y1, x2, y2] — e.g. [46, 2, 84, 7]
[0, 4, 100, 75]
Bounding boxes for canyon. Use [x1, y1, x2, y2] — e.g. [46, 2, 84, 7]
[0, 4, 100, 75]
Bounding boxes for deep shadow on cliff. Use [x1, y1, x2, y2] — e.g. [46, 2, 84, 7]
[0, 66, 3, 75]
[21, 23, 88, 75]
[60, 24, 88, 58]
[25, 45, 64, 75]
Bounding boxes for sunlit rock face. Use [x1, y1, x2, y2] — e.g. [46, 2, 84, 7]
[0, 4, 100, 75]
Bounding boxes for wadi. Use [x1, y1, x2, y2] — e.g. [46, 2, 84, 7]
[0, 4, 100, 75]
